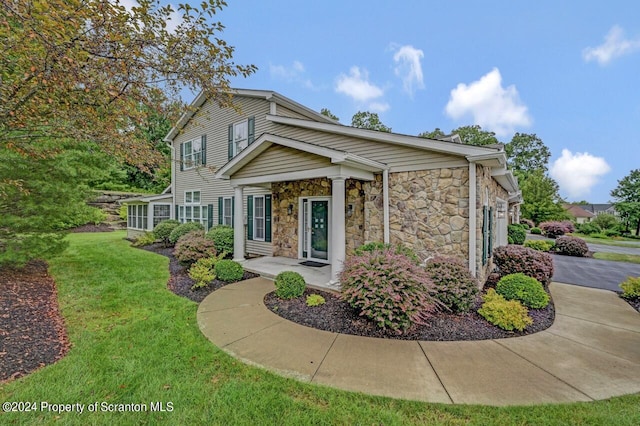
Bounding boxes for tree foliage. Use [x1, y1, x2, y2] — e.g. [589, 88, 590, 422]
[419, 125, 498, 146]
[505, 133, 551, 175]
[519, 170, 568, 225]
[1, 0, 256, 168]
[418, 128, 446, 139]
[611, 169, 640, 235]
[320, 108, 339, 122]
[351, 111, 391, 132]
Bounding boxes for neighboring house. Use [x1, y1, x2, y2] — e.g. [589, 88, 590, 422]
[123, 187, 173, 234]
[126, 89, 521, 286]
[583, 203, 618, 217]
[563, 204, 596, 224]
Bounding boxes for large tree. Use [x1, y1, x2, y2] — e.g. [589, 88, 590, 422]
[351, 111, 391, 132]
[419, 125, 498, 146]
[505, 133, 551, 176]
[610, 169, 640, 235]
[519, 170, 568, 225]
[320, 108, 339, 122]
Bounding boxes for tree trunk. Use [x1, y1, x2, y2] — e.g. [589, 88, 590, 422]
[636, 218, 640, 237]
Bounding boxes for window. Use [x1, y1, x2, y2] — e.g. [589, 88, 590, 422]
[128, 204, 148, 230]
[153, 204, 171, 227]
[223, 197, 233, 226]
[181, 136, 206, 170]
[228, 116, 255, 160]
[178, 191, 208, 227]
[253, 195, 265, 240]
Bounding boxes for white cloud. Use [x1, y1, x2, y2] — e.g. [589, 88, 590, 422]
[445, 68, 532, 137]
[393, 45, 425, 96]
[335, 66, 384, 102]
[116, 0, 181, 33]
[583, 25, 640, 65]
[369, 102, 390, 113]
[550, 149, 611, 198]
[270, 60, 318, 89]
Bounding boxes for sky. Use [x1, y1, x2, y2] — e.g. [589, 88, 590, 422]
[169, 1, 639, 203]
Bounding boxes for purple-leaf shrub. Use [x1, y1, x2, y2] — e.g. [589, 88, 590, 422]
[493, 245, 554, 287]
[554, 236, 588, 257]
[424, 256, 479, 313]
[174, 231, 217, 265]
[520, 218, 535, 229]
[539, 221, 571, 238]
[340, 248, 440, 332]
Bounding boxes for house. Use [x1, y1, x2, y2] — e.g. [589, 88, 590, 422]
[126, 89, 521, 286]
[583, 203, 618, 217]
[563, 204, 596, 224]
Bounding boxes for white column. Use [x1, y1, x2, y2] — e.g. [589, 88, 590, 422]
[330, 177, 346, 286]
[233, 186, 245, 262]
[468, 162, 477, 277]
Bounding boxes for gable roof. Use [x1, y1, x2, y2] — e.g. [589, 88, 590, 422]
[564, 204, 596, 218]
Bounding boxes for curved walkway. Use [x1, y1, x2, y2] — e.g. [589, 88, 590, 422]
[197, 278, 640, 406]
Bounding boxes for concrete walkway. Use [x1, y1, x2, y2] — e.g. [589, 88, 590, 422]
[197, 278, 640, 406]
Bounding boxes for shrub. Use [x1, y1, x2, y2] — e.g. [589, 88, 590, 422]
[561, 220, 575, 234]
[153, 219, 181, 246]
[577, 222, 601, 236]
[174, 231, 217, 265]
[592, 213, 619, 231]
[424, 256, 478, 313]
[340, 248, 439, 332]
[478, 289, 533, 331]
[131, 232, 156, 247]
[539, 221, 571, 238]
[530, 227, 542, 235]
[496, 273, 550, 309]
[620, 276, 640, 300]
[169, 222, 204, 245]
[520, 218, 535, 229]
[603, 228, 621, 238]
[206, 225, 234, 257]
[274, 271, 306, 299]
[524, 240, 554, 252]
[554, 236, 589, 257]
[188, 258, 217, 289]
[590, 232, 608, 239]
[354, 242, 420, 264]
[214, 259, 244, 282]
[507, 224, 526, 245]
[493, 245, 554, 286]
[306, 294, 326, 307]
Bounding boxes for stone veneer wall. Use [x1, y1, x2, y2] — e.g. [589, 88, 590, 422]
[271, 178, 366, 259]
[364, 168, 470, 264]
[475, 164, 509, 284]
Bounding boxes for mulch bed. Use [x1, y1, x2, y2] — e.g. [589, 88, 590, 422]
[70, 223, 115, 233]
[0, 261, 69, 383]
[264, 289, 556, 341]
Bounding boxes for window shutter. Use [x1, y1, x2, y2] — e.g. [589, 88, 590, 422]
[482, 206, 488, 265]
[231, 196, 235, 226]
[488, 206, 494, 256]
[218, 197, 223, 225]
[228, 124, 233, 160]
[247, 195, 253, 240]
[207, 204, 213, 230]
[248, 116, 255, 145]
[265, 194, 272, 243]
[179, 143, 184, 171]
[201, 134, 207, 165]
[175, 204, 179, 221]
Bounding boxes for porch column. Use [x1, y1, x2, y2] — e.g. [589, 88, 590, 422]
[330, 176, 346, 286]
[233, 185, 245, 262]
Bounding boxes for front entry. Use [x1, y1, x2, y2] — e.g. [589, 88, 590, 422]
[300, 197, 330, 262]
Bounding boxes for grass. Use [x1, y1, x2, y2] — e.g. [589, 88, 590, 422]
[1, 232, 639, 425]
[570, 233, 640, 248]
[593, 252, 640, 264]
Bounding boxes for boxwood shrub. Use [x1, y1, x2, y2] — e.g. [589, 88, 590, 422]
[496, 273, 549, 309]
[478, 289, 533, 331]
[424, 256, 478, 313]
[530, 227, 542, 235]
[153, 219, 180, 246]
[523, 240, 554, 252]
[274, 271, 306, 299]
[554, 235, 589, 257]
[493, 245, 554, 286]
[214, 259, 244, 282]
[169, 222, 204, 245]
[206, 225, 234, 257]
[620, 276, 640, 300]
[507, 224, 526, 245]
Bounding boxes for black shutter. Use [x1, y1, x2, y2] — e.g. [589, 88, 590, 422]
[488, 206, 494, 256]
[265, 194, 272, 243]
[175, 204, 179, 221]
[228, 124, 234, 160]
[231, 196, 235, 226]
[207, 204, 213, 231]
[201, 134, 207, 165]
[218, 197, 223, 225]
[247, 195, 253, 240]
[482, 206, 489, 265]
[248, 116, 255, 145]
[179, 142, 184, 171]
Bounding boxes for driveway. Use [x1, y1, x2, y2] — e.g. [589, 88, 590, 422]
[551, 254, 640, 292]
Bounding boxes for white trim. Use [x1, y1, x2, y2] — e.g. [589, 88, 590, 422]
[329, 178, 345, 285]
[253, 195, 266, 242]
[468, 162, 477, 276]
[181, 137, 204, 170]
[229, 165, 374, 187]
[222, 196, 233, 226]
[231, 118, 249, 157]
[233, 186, 245, 262]
[298, 197, 332, 264]
[383, 169, 390, 244]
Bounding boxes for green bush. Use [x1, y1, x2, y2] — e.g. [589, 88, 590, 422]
[174, 231, 217, 265]
[131, 231, 156, 247]
[153, 219, 181, 246]
[424, 256, 478, 313]
[577, 222, 601, 236]
[354, 242, 420, 264]
[496, 273, 550, 309]
[169, 222, 204, 245]
[520, 219, 535, 229]
[188, 258, 217, 289]
[508, 224, 526, 245]
[206, 225, 234, 257]
[590, 232, 608, 239]
[306, 294, 326, 307]
[620, 276, 640, 300]
[554, 236, 589, 257]
[214, 259, 244, 282]
[274, 271, 306, 299]
[478, 289, 533, 331]
[592, 213, 619, 231]
[530, 227, 542, 235]
[341, 248, 439, 332]
[603, 228, 621, 237]
[524, 240, 554, 252]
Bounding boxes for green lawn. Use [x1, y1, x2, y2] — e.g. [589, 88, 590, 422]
[593, 252, 640, 264]
[1, 232, 638, 425]
[570, 233, 640, 248]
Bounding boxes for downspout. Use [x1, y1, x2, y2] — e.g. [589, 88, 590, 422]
[383, 169, 390, 244]
[167, 142, 176, 218]
[468, 162, 477, 276]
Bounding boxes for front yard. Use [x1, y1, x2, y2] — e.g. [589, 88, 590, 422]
[1, 232, 639, 425]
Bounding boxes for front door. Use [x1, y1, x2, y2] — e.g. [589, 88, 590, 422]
[301, 198, 330, 262]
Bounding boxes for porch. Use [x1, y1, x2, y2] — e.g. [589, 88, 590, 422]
[242, 256, 335, 290]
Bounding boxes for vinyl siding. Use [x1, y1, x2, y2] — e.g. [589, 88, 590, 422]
[233, 145, 332, 179]
[274, 105, 314, 120]
[270, 123, 467, 171]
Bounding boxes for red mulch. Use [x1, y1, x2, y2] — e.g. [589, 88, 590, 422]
[0, 261, 70, 383]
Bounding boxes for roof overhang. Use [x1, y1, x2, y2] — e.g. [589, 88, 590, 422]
[490, 166, 520, 194]
[119, 193, 173, 204]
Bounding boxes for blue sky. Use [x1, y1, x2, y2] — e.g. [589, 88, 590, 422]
[179, 1, 639, 202]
